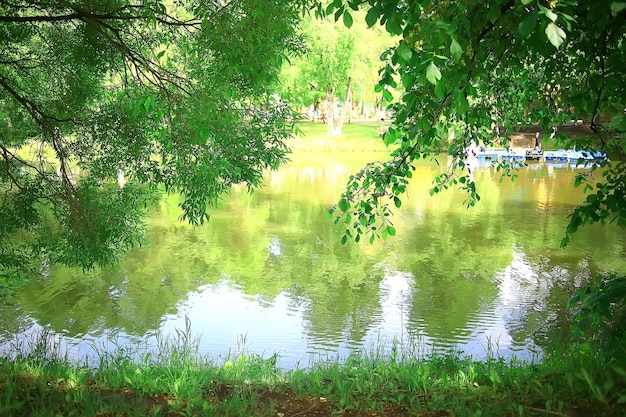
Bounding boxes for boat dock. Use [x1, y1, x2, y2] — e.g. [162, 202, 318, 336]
[474, 148, 607, 166]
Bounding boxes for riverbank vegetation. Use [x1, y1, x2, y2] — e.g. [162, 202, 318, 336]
[1, 325, 625, 417]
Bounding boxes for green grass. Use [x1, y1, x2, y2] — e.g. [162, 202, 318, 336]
[289, 120, 389, 152]
[1, 323, 625, 417]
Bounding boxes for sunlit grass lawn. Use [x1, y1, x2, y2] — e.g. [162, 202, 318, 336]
[290, 120, 389, 152]
[1, 326, 625, 417]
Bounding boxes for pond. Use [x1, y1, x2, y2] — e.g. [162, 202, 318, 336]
[1, 149, 625, 369]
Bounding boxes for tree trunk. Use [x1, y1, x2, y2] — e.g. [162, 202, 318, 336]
[325, 87, 335, 136]
[334, 77, 352, 135]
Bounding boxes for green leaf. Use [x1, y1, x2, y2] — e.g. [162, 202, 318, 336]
[611, 2, 626, 14]
[518, 14, 537, 39]
[539, 5, 558, 22]
[338, 198, 349, 212]
[425, 62, 442, 85]
[384, 128, 397, 145]
[387, 225, 396, 236]
[394, 196, 402, 208]
[401, 73, 415, 89]
[396, 43, 413, 63]
[325, 1, 338, 15]
[434, 80, 446, 98]
[143, 96, 155, 113]
[546, 22, 566, 48]
[453, 89, 469, 114]
[365, 7, 381, 27]
[385, 15, 403, 35]
[450, 38, 462, 61]
[343, 11, 353, 28]
[382, 88, 393, 102]
[486, 6, 500, 23]
[334, 6, 344, 22]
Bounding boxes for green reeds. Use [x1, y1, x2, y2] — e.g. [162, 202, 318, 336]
[1, 322, 625, 416]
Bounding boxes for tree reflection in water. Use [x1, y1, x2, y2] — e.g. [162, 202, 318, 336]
[1, 153, 625, 368]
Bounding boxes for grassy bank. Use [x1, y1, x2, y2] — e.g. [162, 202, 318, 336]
[289, 120, 389, 152]
[1, 326, 625, 417]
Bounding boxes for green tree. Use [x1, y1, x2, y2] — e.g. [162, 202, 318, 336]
[279, 12, 393, 131]
[325, 0, 625, 359]
[0, 0, 313, 284]
[297, 15, 356, 135]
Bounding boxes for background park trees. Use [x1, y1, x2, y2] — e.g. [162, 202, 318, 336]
[278, 11, 392, 135]
[0, 0, 314, 286]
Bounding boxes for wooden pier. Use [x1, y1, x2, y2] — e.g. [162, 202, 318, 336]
[474, 148, 606, 166]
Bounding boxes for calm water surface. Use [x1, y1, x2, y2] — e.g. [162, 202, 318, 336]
[2, 151, 625, 369]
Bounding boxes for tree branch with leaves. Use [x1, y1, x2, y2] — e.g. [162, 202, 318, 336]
[324, 0, 626, 361]
[0, 0, 314, 283]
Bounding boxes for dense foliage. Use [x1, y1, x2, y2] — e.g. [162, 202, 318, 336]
[326, 0, 625, 242]
[0, 0, 312, 282]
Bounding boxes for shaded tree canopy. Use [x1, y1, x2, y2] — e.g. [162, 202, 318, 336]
[326, 0, 625, 246]
[0, 0, 313, 279]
